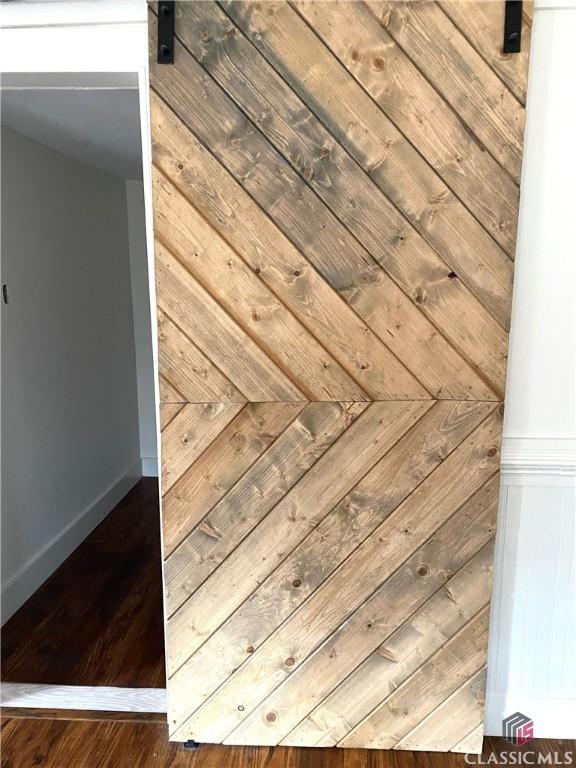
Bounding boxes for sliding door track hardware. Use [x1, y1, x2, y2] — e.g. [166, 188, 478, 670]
[157, 1, 175, 65]
[503, 0, 523, 54]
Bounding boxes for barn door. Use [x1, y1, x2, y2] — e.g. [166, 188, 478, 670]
[149, 0, 531, 752]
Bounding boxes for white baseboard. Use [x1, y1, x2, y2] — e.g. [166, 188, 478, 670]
[501, 437, 576, 476]
[140, 456, 159, 477]
[0, 683, 166, 713]
[1, 459, 142, 625]
[485, 694, 576, 739]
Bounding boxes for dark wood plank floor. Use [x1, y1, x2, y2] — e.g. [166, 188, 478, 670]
[1, 720, 573, 768]
[1, 479, 165, 687]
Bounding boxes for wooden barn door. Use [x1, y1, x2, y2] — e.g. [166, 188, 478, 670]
[149, 0, 531, 752]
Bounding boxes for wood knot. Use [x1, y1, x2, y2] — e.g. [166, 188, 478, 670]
[350, 49, 360, 62]
[487, 446, 498, 458]
[293, 269, 302, 277]
[246, 645, 255, 654]
[417, 564, 430, 577]
[447, 271, 458, 280]
[292, 578, 302, 588]
[238, 704, 245, 711]
[373, 57, 385, 71]
[284, 656, 295, 667]
[200, 31, 212, 43]
[265, 712, 277, 723]
[414, 287, 427, 305]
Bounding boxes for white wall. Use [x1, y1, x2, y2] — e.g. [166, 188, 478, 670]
[0, 127, 142, 622]
[502, 4, 576, 454]
[485, 4, 576, 738]
[126, 179, 158, 477]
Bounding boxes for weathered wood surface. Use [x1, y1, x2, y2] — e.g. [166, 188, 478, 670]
[149, 0, 530, 753]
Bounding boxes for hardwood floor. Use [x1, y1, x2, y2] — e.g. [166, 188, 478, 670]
[0, 719, 574, 768]
[1, 479, 165, 688]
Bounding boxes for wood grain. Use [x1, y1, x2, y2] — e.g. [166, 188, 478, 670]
[155, 168, 368, 402]
[150, 34, 498, 401]
[157, 4, 509, 396]
[293, 1, 521, 255]
[162, 402, 304, 556]
[149, 0, 530, 751]
[438, 1, 533, 105]
[368, 1, 525, 180]
[1, 480, 165, 688]
[171, 411, 501, 743]
[165, 401, 368, 619]
[158, 309, 245, 403]
[1, 717, 573, 768]
[223, 0, 514, 331]
[166, 402, 425, 676]
[161, 402, 243, 493]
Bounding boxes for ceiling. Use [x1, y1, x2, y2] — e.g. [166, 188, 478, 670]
[1, 74, 142, 179]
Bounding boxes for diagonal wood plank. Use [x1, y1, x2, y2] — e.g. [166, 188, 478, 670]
[283, 537, 495, 747]
[169, 409, 501, 740]
[394, 667, 486, 752]
[159, 401, 186, 431]
[165, 2, 509, 395]
[164, 401, 369, 618]
[162, 402, 304, 557]
[223, 0, 514, 330]
[154, 168, 369, 401]
[150, 96, 449, 404]
[161, 402, 243, 493]
[156, 401, 491, 736]
[293, 0, 520, 255]
[156, 240, 305, 401]
[368, 1, 525, 181]
[439, 0, 532, 105]
[150, 31, 499, 401]
[340, 607, 490, 748]
[158, 308, 245, 403]
[224, 484, 496, 746]
[451, 723, 486, 754]
[159, 375, 186, 405]
[166, 401, 426, 677]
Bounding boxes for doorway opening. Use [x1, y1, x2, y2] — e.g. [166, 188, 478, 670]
[1, 72, 164, 711]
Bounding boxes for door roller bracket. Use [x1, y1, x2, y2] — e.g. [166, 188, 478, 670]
[157, 1, 175, 64]
[503, 0, 523, 54]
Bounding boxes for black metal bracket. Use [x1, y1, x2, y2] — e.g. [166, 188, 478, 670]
[182, 740, 201, 751]
[503, 0, 523, 54]
[157, 1, 175, 64]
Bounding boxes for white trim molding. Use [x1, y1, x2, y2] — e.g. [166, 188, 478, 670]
[501, 438, 576, 476]
[0, 684, 166, 714]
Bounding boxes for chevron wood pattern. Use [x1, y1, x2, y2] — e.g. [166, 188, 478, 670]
[149, 0, 531, 754]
